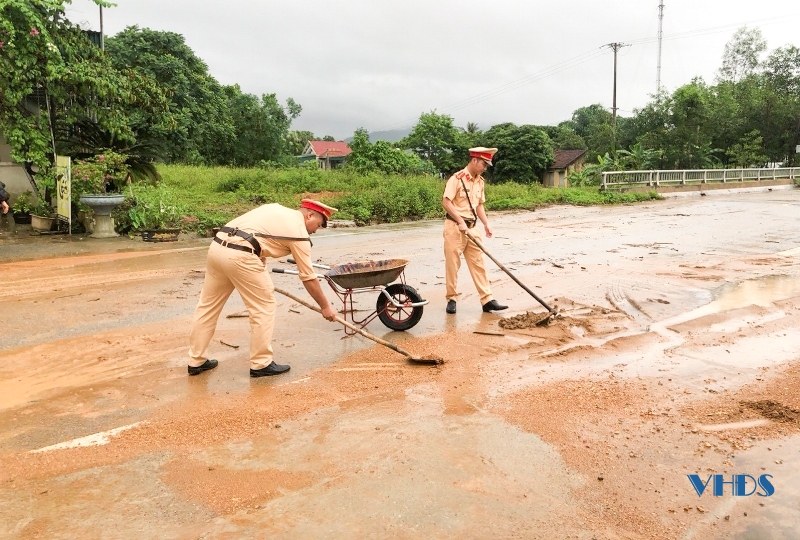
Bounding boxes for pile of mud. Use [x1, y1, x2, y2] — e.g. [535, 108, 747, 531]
[742, 399, 800, 423]
[499, 311, 554, 330]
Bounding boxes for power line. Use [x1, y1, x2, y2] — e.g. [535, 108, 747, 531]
[376, 48, 606, 132]
[375, 13, 800, 133]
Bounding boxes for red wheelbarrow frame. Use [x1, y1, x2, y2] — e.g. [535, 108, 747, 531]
[272, 259, 428, 334]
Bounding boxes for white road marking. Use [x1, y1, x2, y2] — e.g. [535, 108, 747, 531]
[30, 422, 145, 453]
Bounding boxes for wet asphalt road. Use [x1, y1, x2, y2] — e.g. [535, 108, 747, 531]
[1, 188, 799, 539]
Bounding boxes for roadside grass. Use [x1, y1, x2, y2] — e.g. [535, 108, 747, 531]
[143, 164, 661, 233]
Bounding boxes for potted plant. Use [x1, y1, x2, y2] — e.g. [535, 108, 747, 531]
[127, 187, 183, 242]
[73, 150, 130, 238]
[11, 191, 34, 224]
[30, 198, 56, 232]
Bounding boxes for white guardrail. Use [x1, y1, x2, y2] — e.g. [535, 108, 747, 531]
[601, 167, 800, 189]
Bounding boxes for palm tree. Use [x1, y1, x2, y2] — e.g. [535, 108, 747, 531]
[56, 120, 166, 183]
[617, 142, 660, 170]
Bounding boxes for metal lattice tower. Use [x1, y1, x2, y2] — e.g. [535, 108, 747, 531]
[657, 0, 664, 95]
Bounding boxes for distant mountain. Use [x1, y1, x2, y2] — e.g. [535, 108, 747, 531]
[344, 128, 411, 144]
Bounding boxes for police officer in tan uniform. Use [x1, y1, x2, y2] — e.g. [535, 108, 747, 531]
[442, 147, 507, 314]
[187, 199, 338, 377]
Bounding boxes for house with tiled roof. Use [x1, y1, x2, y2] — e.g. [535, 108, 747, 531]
[543, 149, 587, 187]
[298, 141, 352, 170]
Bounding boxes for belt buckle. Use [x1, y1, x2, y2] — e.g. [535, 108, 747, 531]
[227, 227, 238, 237]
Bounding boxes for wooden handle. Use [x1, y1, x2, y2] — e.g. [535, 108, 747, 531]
[464, 231, 557, 315]
[273, 287, 414, 358]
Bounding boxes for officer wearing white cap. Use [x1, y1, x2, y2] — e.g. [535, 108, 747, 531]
[187, 199, 338, 378]
[441, 147, 508, 314]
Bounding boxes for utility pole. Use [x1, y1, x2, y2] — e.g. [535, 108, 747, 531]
[603, 42, 630, 127]
[656, 0, 664, 95]
[99, 5, 104, 50]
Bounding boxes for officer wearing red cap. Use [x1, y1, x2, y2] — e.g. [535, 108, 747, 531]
[442, 147, 508, 314]
[187, 199, 338, 378]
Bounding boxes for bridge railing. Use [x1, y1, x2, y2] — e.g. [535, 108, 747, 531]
[601, 167, 800, 190]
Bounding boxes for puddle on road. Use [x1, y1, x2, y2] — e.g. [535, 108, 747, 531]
[506, 274, 800, 389]
[663, 274, 800, 329]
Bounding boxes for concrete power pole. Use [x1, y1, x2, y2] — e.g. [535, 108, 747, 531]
[603, 42, 630, 127]
[657, 0, 664, 95]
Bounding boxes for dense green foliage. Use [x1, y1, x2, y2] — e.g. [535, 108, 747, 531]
[0, 0, 166, 176]
[105, 27, 302, 167]
[482, 123, 555, 183]
[398, 112, 470, 175]
[347, 128, 436, 176]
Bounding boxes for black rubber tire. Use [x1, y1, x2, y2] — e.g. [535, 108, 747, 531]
[376, 283, 425, 331]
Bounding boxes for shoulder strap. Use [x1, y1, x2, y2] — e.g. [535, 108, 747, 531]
[459, 176, 478, 223]
[254, 232, 313, 248]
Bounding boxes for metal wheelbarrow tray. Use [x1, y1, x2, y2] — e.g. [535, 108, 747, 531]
[325, 259, 409, 289]
[273, 258, 428, 332]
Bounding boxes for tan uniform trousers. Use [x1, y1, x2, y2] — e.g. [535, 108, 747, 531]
[443, 219, 493, 305]
[188, 241, 277, 370]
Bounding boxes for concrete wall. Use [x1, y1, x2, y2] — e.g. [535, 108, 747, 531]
[0, 129, 38, 203]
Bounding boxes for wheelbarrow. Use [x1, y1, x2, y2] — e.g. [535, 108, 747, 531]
[272, 258, 428, 333]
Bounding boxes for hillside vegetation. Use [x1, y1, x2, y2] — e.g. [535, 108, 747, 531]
[117, 164, 660, 235]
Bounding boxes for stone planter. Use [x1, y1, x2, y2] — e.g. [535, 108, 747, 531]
[79, 194, 125, 238]
[30, 214, 55, 232]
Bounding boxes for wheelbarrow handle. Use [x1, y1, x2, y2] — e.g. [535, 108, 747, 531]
[272, 268, 325, 279]
[286, 258, 331, 270]
[465, 231, 557, 315]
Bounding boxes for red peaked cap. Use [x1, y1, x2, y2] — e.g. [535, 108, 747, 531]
[300, 199, 338, 227]
[468, 147, 498, 166]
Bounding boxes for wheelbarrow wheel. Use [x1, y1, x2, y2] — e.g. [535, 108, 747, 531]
[376, 283, 424, 331]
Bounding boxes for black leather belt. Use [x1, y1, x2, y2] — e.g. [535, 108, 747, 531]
[446, 214, 476, 228]
[218, 226, 261, 256]
[214, 236, 256, 254]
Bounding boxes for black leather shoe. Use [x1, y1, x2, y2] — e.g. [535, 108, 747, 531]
[188, 358, 218, 376]
[482, 300, 508, 312]
[250, 361, 291, 378]
[446, 300, 457, 314]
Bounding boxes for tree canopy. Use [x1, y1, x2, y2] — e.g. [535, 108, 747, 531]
[0, 0, 166, 173]
[1, 7, 304, 178]
[399, 111, 467, 175]
[482, 123, 554, 183]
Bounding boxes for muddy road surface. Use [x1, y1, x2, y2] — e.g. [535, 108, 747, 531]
[1, 190, 799, 539]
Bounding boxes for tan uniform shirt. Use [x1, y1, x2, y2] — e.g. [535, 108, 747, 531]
[443, 168, 485, 221]
[225, 203, 316, 281]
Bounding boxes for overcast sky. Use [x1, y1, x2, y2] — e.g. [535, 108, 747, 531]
[64, 0, 799, 140]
